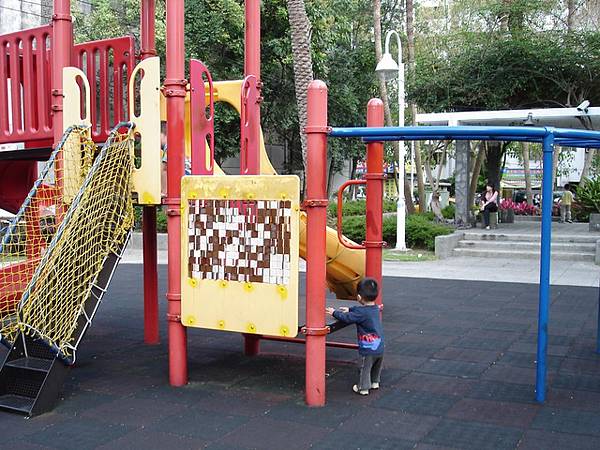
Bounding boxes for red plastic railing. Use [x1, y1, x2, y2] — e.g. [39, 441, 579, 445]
[0, 27, 135, 146]
[189, 59, 214, 175]
[73, 36, 135, 142]
[336, 179, 367, 250]
[240, 74, 260, 174]
[0, 25, 53, 145]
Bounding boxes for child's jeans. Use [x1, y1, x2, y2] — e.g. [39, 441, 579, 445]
[560, 204, 571, 222]
[359, 355, 383, 391]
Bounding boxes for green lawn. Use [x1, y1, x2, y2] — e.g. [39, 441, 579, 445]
[383, 249, 437, 262]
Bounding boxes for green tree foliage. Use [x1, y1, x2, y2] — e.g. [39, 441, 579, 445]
[575, 177, 600, 221]
[412, 31, 600, 112]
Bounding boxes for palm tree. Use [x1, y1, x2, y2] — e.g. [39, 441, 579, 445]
[287, 0, 314, 170]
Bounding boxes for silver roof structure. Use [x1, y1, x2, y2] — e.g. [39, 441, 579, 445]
[416, 106, 600, 130]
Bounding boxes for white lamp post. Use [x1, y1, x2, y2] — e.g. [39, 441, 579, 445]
[376, 30, 407, 251]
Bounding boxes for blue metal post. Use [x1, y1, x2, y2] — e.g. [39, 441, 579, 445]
[536, 133, 554, 403]
[597, 276, 600, 354]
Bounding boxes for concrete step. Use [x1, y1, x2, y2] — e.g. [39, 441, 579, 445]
[463, 232, 599, 244]
[458, 240, 596, 253]
[452, 247, 595, 262]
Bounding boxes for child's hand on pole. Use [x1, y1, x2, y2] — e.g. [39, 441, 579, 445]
[325, 307, 335, 316]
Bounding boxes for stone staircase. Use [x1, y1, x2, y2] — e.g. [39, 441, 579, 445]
[453, 232, 598, 262]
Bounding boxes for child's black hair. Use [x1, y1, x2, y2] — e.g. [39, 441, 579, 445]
[357, 277, 378, 302]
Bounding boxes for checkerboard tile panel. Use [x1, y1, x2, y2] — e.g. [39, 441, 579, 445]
[188, 199, 292, 285]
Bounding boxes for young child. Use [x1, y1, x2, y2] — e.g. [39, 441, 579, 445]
[326, 277, 384, 395]
[559, 184, 574, 223]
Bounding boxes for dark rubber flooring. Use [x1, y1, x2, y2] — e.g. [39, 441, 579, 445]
[1, 265, 599, 449]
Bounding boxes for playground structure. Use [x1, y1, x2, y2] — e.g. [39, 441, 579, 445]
[0, 0, 377, 415]
[1, 0, 600, 419]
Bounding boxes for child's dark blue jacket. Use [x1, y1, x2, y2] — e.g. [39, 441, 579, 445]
[333, 305, 384, 356]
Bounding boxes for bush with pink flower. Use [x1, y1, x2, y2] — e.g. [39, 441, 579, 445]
[500, 198, 539, 215]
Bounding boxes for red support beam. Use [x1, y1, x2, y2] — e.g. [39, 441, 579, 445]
[141, 0, 158, 59]
[141, 0, 160, 345]
[51, 0, 72, 146]
[165, 0, 188, 387]
[244, 0, 261, 81]
[304, 80, 329, 407]
[258, 335, 358, 350]
[241, 0, 262, 355]
[365, 99, 385, 306]
[51, 0, 72, 222]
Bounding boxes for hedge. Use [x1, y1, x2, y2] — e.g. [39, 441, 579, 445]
[340, 213, 452, 251]
[327, 199, 396, 218]
[134, 206, 168, 233]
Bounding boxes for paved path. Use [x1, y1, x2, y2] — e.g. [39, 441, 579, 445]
[2, 266, 599, 449]
[382, 257, 599, 288]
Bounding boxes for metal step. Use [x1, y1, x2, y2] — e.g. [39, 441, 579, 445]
[452, 247, 595, 262]
[462, 232, 599, 244]
[457, 240, 596, 253]
[0, 394, 35, 414]
[6, 357, 53, 372]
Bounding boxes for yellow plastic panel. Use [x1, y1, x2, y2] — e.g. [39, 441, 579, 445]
[181, 175, 300, 337]
[130, 57, 161, 205]
[62, 67, 91, 203]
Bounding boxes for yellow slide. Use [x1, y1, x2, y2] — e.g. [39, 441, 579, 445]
[166, 79, 366, 299]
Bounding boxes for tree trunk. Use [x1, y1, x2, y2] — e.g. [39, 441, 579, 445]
[522, 142, 533, 205]
[552, 146, 561, 189]
[423, 143, 445, 222]
[326, 157, 335, 197]
[566, 0, 575, 31]
[486, 141, 503, 190]
[468, 141, 486, 207]
[373, 0, 415, 214]
[287, 0, 314, 170]
[406, 0, 426, 210]
[580, 148, 596, 185]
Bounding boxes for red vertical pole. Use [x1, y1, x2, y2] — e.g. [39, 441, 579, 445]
[365, 99, 385, 306]
[51, 0, 72, 222]
[164, 0, 188, 386]
[141, 0, 157, 59]
[242, 0, 262, 355]
[244, 0, 261, 82]
[304, 80, 329, 407]
[141, 0, 160, 345]
[51, 0, 72, 145]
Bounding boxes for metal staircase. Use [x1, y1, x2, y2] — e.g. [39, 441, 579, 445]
[0, 232, 130, 416]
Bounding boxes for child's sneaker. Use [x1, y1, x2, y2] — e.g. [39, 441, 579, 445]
[352, 385, 369, 395]
[371, 382, 380, 389]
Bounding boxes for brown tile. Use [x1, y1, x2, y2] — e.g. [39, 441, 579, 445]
[338, 408, 441, 441]
[446, 398, 539, 428]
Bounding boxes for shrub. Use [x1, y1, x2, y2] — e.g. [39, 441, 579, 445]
[339, 215, 366, 244]
[576, 178, 600, 222]
[441, 203, 455, 220]
[500, 199, 539, 216]
[405, 214, 452, 251]
[328, 199, 396, 218]
[340, 213, 451, 251]
[134, 206, 168, 233]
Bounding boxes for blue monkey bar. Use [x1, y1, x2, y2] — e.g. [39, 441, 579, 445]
[328, 125, 600, 403]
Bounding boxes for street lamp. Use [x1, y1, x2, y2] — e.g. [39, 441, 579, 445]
[376, 30, 407, 251]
